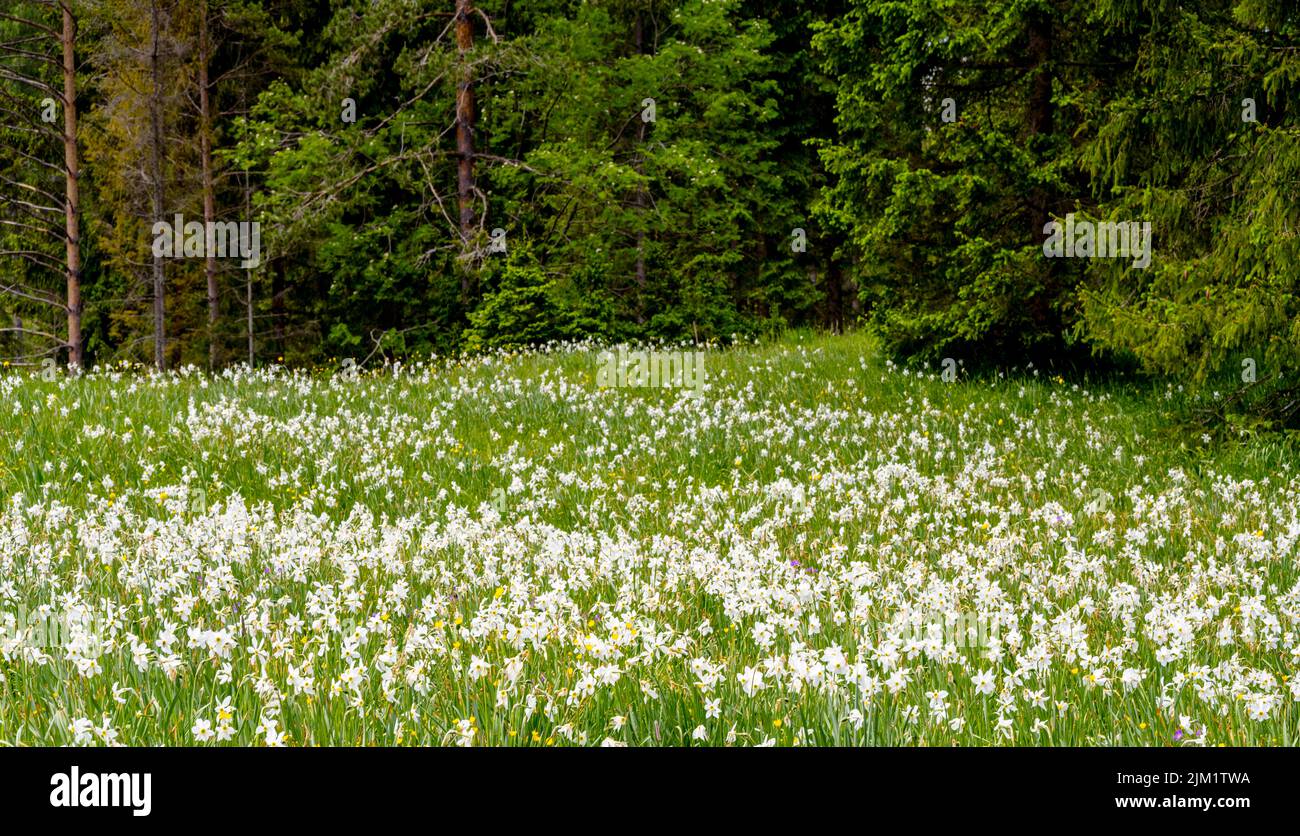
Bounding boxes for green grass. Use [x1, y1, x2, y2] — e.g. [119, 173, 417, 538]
[0, 331, 1298, 746]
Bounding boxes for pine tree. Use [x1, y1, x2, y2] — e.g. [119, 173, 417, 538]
[0, 0, 85, 367]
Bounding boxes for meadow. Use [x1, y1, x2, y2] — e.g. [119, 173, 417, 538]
[1, 331, 1298, 746]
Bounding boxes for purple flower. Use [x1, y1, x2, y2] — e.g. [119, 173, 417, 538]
[1173, 728, 1184, 741]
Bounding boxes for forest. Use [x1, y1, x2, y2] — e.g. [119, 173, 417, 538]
[7, 0, 1300, 760]
[2, 0, 1299, 422]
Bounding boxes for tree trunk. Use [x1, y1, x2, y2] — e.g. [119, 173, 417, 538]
[455, 0, 476, 299]
[1027, 14, 1053, 239]
[631, 11, 648, 324]
[244, 172, 254, 367]
[246, 271, 254, 366]
[827, 262, 843, 335]
[60, 1, 82, 369]
[149, 0, 166, 370]
[1026, 13, 1056, 333]
[272, 257, 285, 352]
[200, 0, 219, 368]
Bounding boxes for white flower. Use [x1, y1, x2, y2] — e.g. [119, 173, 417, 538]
[738, 666, 765, 697]
[192, 719, 215, 742]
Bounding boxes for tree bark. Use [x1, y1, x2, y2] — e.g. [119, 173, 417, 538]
[59, 1, 82, 368]
[1027, 14, 1053, 238]
[631, 11, 648, 324]
[244, 172, 254, 367]
[455, 0, 476, 299]
[149, 0, 166, 370]
[200, 0, 219, 368]
[272, 257, 285, 352]
[1026, 12, 1057, 333]
[827, 262, 843, 335]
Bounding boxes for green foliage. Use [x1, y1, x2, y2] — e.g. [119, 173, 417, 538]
[465, 240, 612, 350]
[209, 0, 842, 362]
[1076, 1, 1300, 392]
[814, 0, 1300, 418]
[813, 0, 1094, 363]
[6, 0, 1300, 429]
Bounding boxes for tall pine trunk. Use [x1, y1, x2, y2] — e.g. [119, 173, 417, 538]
[1027, 14, 1053, 239]
[60, 1, 82, 368]
[455, 0, 476, 299]
[200, 0, 218, 368]
[244, 171, 254, 367]
[148, 0, 166, 370]
[632, 12, 647, 324]
[1026, 13, 1055, 334]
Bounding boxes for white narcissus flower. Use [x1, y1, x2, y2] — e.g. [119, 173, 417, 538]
[192, 719, 215, 742]
[2, 343, 1297, 747]
[738, 667, 764, 697]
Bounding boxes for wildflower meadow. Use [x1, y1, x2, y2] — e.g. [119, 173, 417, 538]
[2, 332, 1297, 748]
